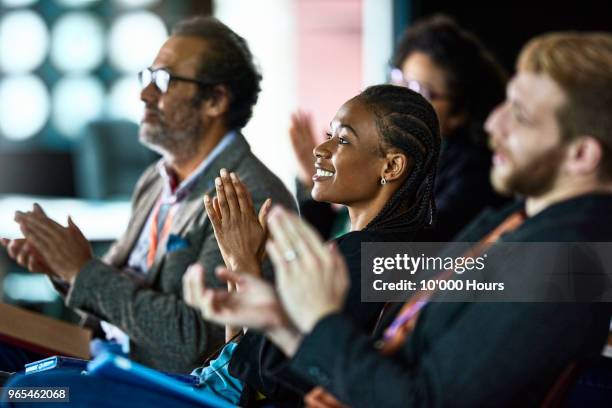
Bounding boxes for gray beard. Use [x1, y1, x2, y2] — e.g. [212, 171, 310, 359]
[139, 122, 202, 164]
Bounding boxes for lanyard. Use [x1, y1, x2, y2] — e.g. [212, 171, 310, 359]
[379, 210, 527, 354]
[146, 198, 177, 268]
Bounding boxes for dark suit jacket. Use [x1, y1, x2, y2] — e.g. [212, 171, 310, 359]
[64, 133, 297, 372]
[285, 193, 612, 407]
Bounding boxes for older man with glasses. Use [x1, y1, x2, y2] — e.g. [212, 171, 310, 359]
[1, 15, 295, 374]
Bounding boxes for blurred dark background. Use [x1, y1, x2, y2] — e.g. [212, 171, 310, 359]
[399, 0, 612, 72]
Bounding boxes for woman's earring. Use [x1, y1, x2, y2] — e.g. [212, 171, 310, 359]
[380, 177, 387, 185]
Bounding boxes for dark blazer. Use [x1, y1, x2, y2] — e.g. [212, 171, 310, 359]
[285, 194, 612, 407]
[229, 229, 413, 407]
[63, 133, 297, 372]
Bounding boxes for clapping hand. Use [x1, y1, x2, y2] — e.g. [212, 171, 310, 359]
[7, 204, 92, 284]
[182, 263, 287, 330]
[1, 237, 52, 275]
[266, 206, 349, 333]
[289, 111, 317, 189]
[204, 168, 271, 276]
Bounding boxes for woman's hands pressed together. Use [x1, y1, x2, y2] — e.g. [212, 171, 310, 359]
[204, 168, 271, 276]
[185, 202, 350, 358]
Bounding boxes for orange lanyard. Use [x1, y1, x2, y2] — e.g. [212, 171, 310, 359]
[379, 210, 527, 355]
[146, 198, 176, 268]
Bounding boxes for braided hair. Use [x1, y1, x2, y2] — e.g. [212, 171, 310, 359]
[359, 85, 441, 233]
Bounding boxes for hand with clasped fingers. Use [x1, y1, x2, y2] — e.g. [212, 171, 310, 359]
[184, 206, 350, 358]
[2, 203, 93, 285]
[204, 168, 271, 277]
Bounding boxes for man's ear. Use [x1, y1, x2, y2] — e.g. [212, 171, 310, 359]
[201, 84, 230, 118]
[565, 135, 603, 176]
[382, 151, 411, 182]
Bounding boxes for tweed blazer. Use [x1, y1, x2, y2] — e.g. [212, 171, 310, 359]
[64, 133, 296, 372]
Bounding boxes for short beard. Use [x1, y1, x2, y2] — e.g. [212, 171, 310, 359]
[139, 120, 203, 165]
[491, 146, 566, 197]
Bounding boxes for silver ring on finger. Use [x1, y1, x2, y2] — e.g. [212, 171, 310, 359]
[283, 249, 298, 262]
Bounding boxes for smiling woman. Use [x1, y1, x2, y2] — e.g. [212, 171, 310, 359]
[310, 87, 439, 234]
[181, 84, 441, 406]
[311, 97, 388, 214]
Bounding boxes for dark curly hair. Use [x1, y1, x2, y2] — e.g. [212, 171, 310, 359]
[359, 85, 441, 233]
[173, 16, 262, 130]
[392, 15, 506, 145]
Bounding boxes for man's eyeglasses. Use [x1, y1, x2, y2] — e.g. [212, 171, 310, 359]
[389, 68, 449, 102]
[138, 67, 218, 94]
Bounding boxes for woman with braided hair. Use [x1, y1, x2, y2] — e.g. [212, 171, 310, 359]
[182, 84, 441, 406]
[292, 15, 510, 242]
[356, 85, 439, 233]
